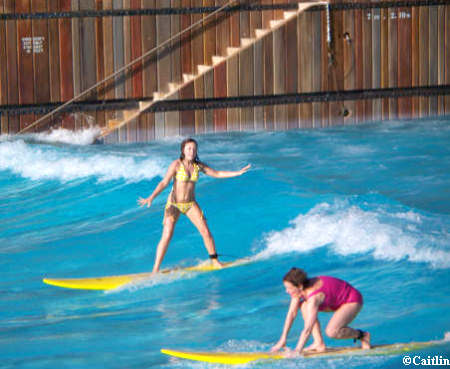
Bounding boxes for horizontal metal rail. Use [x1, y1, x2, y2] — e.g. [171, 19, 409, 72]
[1, 1, 448, 20]
[2, 85, 449, 116]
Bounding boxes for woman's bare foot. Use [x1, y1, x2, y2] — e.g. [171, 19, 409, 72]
[361, 331, 371, 349]
[303, 342, 326, 353]
[212, 259, 224, 268]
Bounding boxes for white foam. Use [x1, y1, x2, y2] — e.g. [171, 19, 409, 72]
[0, 140, 166, 182]
[256, 201, 450, 269]
[34, 126, 102, 145]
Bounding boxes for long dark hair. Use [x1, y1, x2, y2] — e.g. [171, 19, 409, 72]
[179, 138, 201, 164]
[283, 267, 310, 288]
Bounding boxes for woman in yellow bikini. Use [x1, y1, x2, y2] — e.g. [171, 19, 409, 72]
[138, 138, 251, 273]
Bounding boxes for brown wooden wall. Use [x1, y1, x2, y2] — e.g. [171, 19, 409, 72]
[0, 1, 449, 142]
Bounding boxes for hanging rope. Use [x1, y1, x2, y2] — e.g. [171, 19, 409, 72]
[18, 0, 240, 134]
[326, 3, 350, 117]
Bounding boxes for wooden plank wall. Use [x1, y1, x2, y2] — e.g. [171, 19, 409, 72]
[0, 1, 449, 141]
[0, 0, 8, 134]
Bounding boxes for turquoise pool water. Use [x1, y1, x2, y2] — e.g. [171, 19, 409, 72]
[1, 118, 449, 368]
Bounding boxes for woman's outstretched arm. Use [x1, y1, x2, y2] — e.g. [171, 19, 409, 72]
[202, 164, 251, 178]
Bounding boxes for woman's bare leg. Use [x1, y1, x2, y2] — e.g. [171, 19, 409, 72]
[300, 301, 326, 352]
[152, 208, 180, 273]
[186, 203, 222, 267]
[325, 303, 371, 349]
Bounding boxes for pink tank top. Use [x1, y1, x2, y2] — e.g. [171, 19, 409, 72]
[307, 276, 363, 311]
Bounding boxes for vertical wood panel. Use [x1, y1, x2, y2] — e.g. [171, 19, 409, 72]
[398, 6, 412, 119]
[142, 0, 157, 140]
[193, 7, 204, 134]
[127, 0, 141, 140]
[428, 5, 438, 115]
[194, 76, 205, 133]
[318, 9, 327, 127]
[0, 0, 8, 133]
[120, 0, 131, 141]
[94, 0, 105, 127]
[249, 0, 262, 37]
[71, 1, 81, 101]
[204, 68, 214, 132]
[419, 7, 429, 117]
[343, 5, 355, 125]
[239, 46, 254, 131]
[240, 3, 250, 39]
[127, 118, 138, 142]
[372, 8, 381, 121]
[155, 111, 165, 139]
[131, 0, 143, 97]
[165, 92, 180, 137]
[298, 10, 312, 128]
[411, 7, 420, 116]
[16, 0, 34, 130]
[436, 5, 445, 114]
[48, 1, 60, 103]
[262, 0, 273, 29]
[102, 0, 116, 128]
[171, 0, 181, 84]
[273, 26, 286, 130]
[354, 8, 364, 122]
[380, 8, 389, 119]
[119, 123, 127, 143]
[388, 8, 398, 119]
[227, 53, 239, 131]
[136, 0, 147, 141]
[157, 0, 171, 92]
[229, 1, 240, 47]
[362, 7, 372, 121]
[181, 0, 192, 74]
[80, 0, 97, 103]
[263, 32, 274, 130]
[216, 0, 230, 56]
[180, 83, 195, 136]
[273, 0, 283, 20]
[203, 0, 215, 65]
[137, 114, 147, 142]
[112, 0, 124, 101]
[123, 0, 133, 101]
[145, 112, 155, 142]
[191, 0, 204, 68]
[286, 17, 298, 129]
[141, 0, 157, 97]
[445, 6, 450, 114]
[32, 0, 50, 106]
[59, 0, 74, 129]
[254, 38, 264, 130]
[331, 9, 344, 127]
[214, 60, 227, 131]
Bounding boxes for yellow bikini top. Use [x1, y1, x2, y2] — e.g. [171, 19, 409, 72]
[175, 161, 200, 182]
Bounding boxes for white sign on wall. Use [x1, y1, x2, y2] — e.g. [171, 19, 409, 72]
[21, 36, 45, 54]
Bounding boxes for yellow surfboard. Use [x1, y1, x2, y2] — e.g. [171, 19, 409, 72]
[161, 340, 440, 365]
[43, 258, 250, 291]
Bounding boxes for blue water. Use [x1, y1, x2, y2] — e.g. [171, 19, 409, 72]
[1, 118, 449, 369]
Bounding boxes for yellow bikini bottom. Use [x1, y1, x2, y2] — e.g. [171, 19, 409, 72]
[165, 200, 194, 214]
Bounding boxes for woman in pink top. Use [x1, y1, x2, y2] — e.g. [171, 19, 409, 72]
[271, 267, 371, 356]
